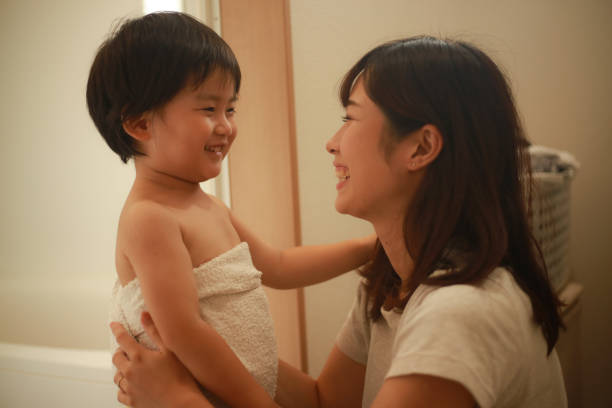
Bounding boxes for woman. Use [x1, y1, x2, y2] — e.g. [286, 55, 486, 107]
[112, 36, 567, 407]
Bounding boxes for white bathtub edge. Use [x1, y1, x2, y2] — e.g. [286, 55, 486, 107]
[0, 341, 113, 383]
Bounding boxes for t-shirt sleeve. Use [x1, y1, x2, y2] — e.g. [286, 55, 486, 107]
[387, 284, 524, 408]
[335, 282, 371, 365]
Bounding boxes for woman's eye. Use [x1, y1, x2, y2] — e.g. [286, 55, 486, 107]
[201, 107, 215, 112]
[341, 115, 352, 122]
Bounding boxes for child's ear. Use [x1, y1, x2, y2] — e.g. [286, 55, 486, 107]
[122, 115, 151, 142]
[405, 124, 443, 171]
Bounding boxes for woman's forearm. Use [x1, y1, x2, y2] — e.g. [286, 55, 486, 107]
[275, 360, 320, 408]
[167, 319, 277, 408]
[174, 389, 215, 408]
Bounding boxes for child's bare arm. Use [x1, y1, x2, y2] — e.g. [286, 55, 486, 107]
[122, 202, 276, 407]
[227, 207, 376, 289]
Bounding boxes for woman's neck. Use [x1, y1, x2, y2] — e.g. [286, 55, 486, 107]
[372, 215, 415, 288]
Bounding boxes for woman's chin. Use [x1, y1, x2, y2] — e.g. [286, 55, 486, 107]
[334, 199, 347, 214]
[335, 199, 371, 221]
[334, 198, 355, 216]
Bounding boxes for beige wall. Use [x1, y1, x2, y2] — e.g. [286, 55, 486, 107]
[0, 0, 142, 348]
[0, 0, 141, 283]
[289, 0, 612, 406]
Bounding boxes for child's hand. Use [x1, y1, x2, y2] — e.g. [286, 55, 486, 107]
[111, 314, 209, 408]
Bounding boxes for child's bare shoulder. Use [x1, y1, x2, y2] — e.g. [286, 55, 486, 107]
[115, 200, 185, 284]
[119, 199, 181, 238]
[207, 194, 231, 212]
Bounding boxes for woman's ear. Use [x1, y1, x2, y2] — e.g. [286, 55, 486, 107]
[122, 115, 151, 142]
[406, 124, 443, 170]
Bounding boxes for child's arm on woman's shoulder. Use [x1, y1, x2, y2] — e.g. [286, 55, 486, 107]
[224, 204, 376, 289]
[120, 201, 276, 407]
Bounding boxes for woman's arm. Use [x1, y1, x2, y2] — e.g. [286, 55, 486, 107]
[113, 314, 474, 408]
[371, 375, 475, 408]
[122, 203, 276, 407]
[113, 312, 365, 408]
[228, 208, 376, 289]
[276, 345, 365, 408]
[111, 317, 211, 408]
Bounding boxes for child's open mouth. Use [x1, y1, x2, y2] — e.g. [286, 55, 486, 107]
[204, 144, 225, 158]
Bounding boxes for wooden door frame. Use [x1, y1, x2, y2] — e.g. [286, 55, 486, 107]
[219, 0, 307, 371]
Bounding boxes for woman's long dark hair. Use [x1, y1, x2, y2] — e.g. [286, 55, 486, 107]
[341, 36, 563, 354]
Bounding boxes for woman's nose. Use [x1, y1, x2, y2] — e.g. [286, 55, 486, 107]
[326, 131, 340, 154]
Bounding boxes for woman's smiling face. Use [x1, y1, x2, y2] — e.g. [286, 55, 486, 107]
[326, 79, 414, 222]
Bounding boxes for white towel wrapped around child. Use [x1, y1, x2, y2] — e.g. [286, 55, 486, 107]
[109, 242, 278, 406]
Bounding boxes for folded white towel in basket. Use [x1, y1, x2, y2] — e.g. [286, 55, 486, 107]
[529, 145, 580, 175]
[528, 145, 578, 291]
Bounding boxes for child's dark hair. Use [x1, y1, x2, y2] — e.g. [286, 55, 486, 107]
[86, 12, 241, 163]
[341, 36, 564, 354]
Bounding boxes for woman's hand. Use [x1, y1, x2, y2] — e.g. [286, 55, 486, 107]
[111, 312, 211, 407]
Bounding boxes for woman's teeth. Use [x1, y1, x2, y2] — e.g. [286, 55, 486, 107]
[204, 146, 223, 153]
[336, 167, 350, 181]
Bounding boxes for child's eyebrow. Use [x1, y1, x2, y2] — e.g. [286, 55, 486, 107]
[196, 93, 238, 103]
[345, 98, 361, 108]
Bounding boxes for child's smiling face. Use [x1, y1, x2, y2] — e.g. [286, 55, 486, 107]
[138, 68, 238, 184]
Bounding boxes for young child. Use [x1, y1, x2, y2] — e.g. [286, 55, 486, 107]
[86, 12, 373, 408]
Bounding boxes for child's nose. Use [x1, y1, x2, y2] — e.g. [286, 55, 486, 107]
[215, 116, 233, 136]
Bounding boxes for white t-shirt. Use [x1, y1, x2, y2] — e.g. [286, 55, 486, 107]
[336, 267, 567, 408]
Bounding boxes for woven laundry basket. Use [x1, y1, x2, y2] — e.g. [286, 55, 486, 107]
[529, 171, 574, 291]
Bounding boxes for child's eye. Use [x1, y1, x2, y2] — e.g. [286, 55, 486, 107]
[341, 115, 352, 122]
[227, 107, 236, 116]
[200, 107, 215, 112]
